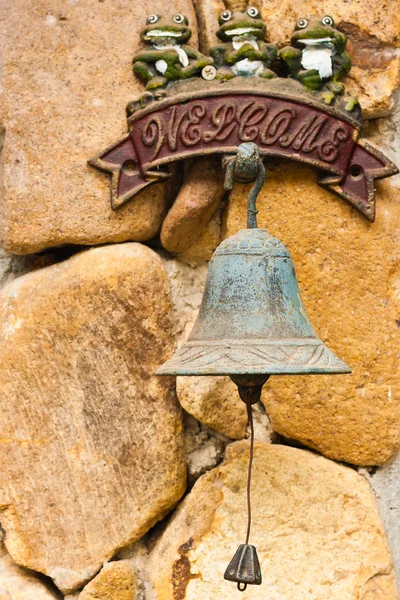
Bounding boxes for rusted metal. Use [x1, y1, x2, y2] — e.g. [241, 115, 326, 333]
[224, 543, 262, 591]
[223, 381, 267, 590]
[223, 142, 265, 228]
[89, 78, 397, 220]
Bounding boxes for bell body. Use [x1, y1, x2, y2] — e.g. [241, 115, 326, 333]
[157, 228, 350, 376]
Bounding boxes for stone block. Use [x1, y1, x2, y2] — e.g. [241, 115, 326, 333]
[0, 0, 197, 254]
[149, 442, 398, 600]
[0, 243, 186, 593]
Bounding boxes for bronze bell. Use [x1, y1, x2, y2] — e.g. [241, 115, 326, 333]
[157, 142, 351, 592]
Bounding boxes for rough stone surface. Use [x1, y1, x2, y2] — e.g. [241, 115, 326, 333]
[195, 0, 400, 117]
[184, 414, 230, 485]
[0, 243, 186, 593]
[223, 161, 400, 466]
[176, 208, 222, 267]
[0, 0, 197, 254]
[115, 542, 152, 600]
[366, 451, 400, 591]
[162, 259, 207, 345]
[149, 442, 398, 600]
[178, 376, 247, 439]
[160, 157, 224, 255]
[0, 248, 60, 290]
[0, 250, 35, 288]
[0, 543, 60, 600]
[78, 562, 136, 600]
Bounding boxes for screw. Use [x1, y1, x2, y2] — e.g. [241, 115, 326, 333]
[202, 65, 217, 81]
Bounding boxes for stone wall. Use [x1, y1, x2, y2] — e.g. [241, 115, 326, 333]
[0, 0, 399, 598]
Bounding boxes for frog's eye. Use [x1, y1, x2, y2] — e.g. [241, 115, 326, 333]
[322, 15, 334, 27]
[173, 14, 185, 24]
[297, 18, 308, 29]
[247, 7, 259, 18]
[220, 10, 232, 21]
[147, 14, 159, 24]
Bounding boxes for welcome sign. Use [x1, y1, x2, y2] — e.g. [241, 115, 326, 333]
[89, 80, 397, 221]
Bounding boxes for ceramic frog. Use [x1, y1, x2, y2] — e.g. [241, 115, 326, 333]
[132, 14, 212, 91]
[210, 7, 278, 80]
[279, 16, 358, 110]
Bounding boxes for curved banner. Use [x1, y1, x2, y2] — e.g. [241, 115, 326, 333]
[89, 86, 398, 221]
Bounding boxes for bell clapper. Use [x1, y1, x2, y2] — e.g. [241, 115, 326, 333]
[223, 142, 266, 229]
[224, 376, 269, 591]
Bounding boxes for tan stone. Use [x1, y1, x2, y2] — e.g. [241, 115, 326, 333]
[78, 562, 136, 600]
[223, 162, 400, 466]
[176, 208, 222, 267]
[161, 158, 224, 255]
[196, 0, 400, 118]
[149, 442, 398, 600]
[179, 376, 274, 442]
[177, 376, 247, 439]
[0, 543, 59, 600]
[0, 0, 198, 254]
[0, 243, 186, 593]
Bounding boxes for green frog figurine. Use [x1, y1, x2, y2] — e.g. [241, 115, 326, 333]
[210, 6, 278, 80]
[132, 14, 212, 92]
[279, 16, 358, 111]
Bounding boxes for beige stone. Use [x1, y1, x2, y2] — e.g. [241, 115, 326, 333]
[0, 0, 198, 254]
[0, 243, 186, 593]
[223, 162, 400, 466]
[184, 414, 231, 484]
[161, 158, 224, 255]
[162, 260, 207, 345]
[0, 543, 59, 600]
[177, 376, 247, 439]
[196, 0, 400, 118]
[78, 562, 136, 600]
[149, 442, 398, 600]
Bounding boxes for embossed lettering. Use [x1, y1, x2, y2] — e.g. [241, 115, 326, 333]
[318, 125, 350, 163]
[137, 97, 353, 169]
[238, 102, 268, 142]
[279, 115, 328, 152]
[181, 103, 207, 146]
[166, 106, 187, 151]
[203, 103, 237, 142]
[260, 108, 297, 145]
[142, 116, 164, 160]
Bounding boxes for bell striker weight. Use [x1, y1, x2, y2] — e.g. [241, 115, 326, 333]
[157, 142, 351, 592]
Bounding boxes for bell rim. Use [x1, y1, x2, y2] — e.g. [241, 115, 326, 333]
[156, 339, 351, 376]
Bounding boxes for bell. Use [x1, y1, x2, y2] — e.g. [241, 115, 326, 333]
[157, 227, 351, 377]
[157, 142, 350, 592]
[224, 544, 262, 591]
